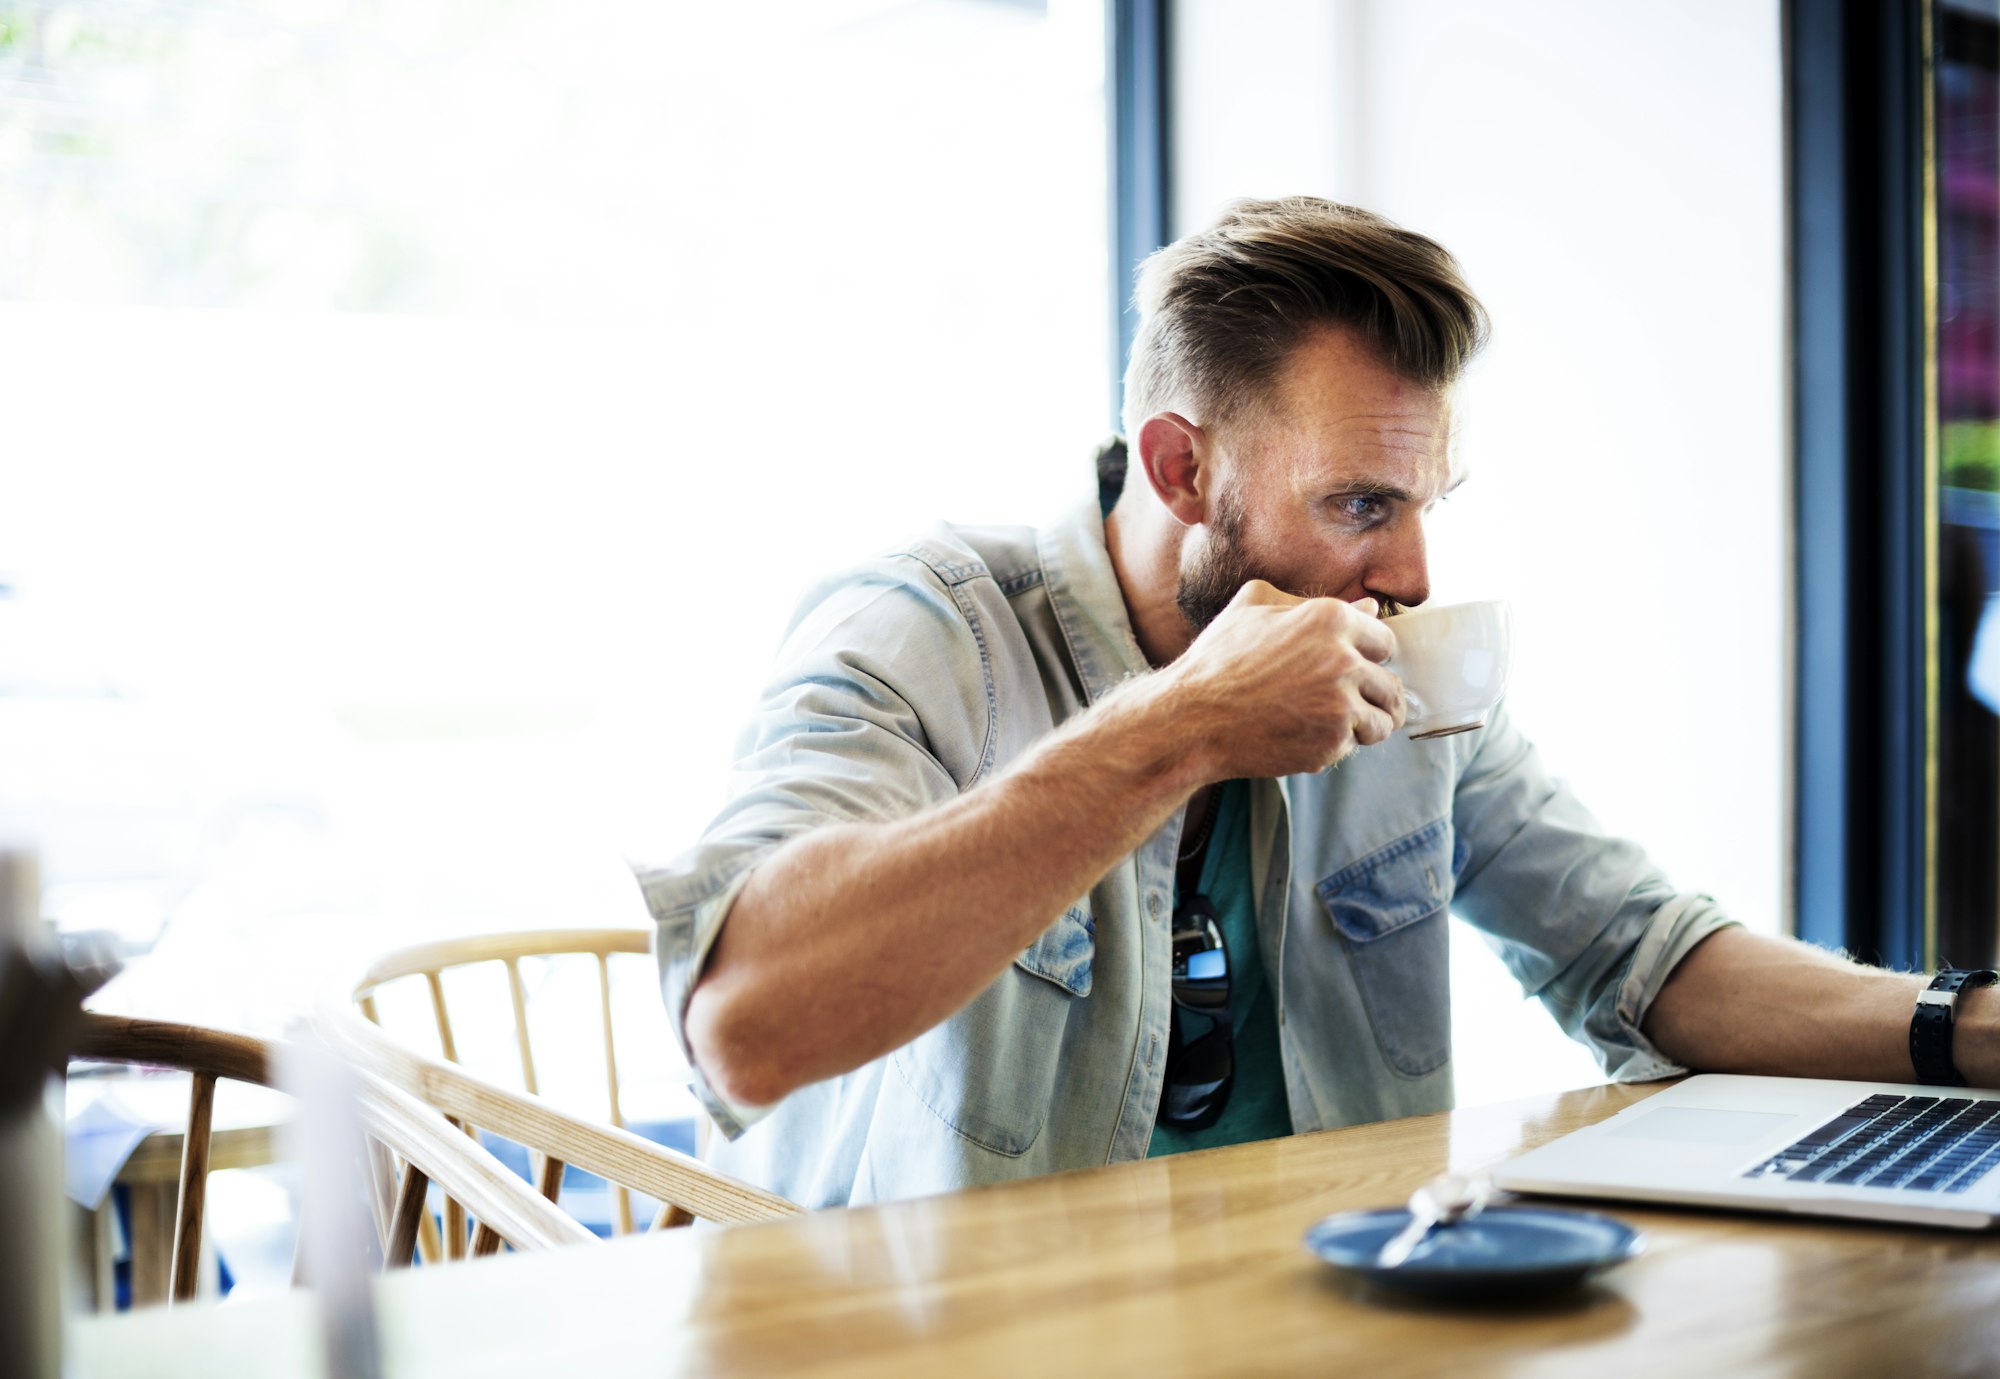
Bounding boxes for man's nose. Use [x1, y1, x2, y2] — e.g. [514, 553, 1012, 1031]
[1366, 517, 1430, 610]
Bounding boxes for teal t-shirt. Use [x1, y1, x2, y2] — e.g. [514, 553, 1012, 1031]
[1147, 779, 1292, 1157]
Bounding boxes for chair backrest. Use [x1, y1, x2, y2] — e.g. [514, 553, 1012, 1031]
[327, 928, 799, 1256]
[70, 1012, 590, 1305]
[350, 1063, 595, 1264]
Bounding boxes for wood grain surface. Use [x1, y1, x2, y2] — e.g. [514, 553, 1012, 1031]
[67, 1080, 2000, 1379]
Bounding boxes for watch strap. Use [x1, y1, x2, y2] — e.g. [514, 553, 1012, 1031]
[1909, 968, 1999, 1087]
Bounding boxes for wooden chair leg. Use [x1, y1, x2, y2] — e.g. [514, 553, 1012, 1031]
[416, 1208, 442, 1265]
[169, 1073, 216, 1305]
[425, 971, 459, 1063]
[505, 956, 539, 1096]
[536, 1154, 564, 1206]
[445, 1196, 466, 1260]
[596, 952, 623, 1130]
[651, 1203, 695, 1230]
[468, 1150, 565, 1257]
[387, 1164, 430, 1269]
[442, 1115, 470, 1259]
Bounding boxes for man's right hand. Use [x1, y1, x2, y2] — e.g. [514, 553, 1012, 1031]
[1157, 579, 1407, 778]
[686, 580, 1406, 1111]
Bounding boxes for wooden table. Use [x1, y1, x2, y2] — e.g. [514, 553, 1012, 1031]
[65, 1080, 2000, 1377]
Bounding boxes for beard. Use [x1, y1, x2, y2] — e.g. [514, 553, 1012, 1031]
[1175, 487, 1403, 634]
[1175, 484, 1259, 635]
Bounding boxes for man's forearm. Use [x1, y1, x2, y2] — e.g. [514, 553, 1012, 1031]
[1642, 926, 2000, 1086]
[684, 675, 1205, 1109]
[685, 579, 1404, 1110]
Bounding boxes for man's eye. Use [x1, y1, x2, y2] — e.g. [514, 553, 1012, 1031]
[1335, 495, 1386, 523]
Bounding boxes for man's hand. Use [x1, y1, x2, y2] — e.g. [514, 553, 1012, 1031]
[1157, 579, 1407, 777]
[688, 581, 1406, 1110]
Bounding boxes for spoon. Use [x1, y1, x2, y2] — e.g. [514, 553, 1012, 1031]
[1374, 1171, 1493, 1268]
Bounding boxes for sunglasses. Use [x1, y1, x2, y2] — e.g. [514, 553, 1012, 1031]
[1159, 892, 1234, 1132]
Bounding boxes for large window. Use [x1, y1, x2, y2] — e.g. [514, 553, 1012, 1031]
[2, 0, 1110, 1080]
[1938, 2, 2000, 964]
[1793, 0, 2000, 971]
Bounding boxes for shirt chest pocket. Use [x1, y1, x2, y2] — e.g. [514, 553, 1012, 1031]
[1316, 819, 1466, 1079]
[890, 901, 1092, 1157]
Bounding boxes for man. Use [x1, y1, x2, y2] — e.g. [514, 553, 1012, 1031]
[635, 197, 1997, 1209]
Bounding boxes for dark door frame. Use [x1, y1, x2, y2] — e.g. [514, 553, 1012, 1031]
[1788, 0, 1939, 968]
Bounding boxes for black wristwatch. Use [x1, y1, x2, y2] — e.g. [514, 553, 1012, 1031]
[1909, 968, 1999, 1086]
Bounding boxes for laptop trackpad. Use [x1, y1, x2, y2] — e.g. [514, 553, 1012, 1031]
[1607, 1107, 1795, 1146]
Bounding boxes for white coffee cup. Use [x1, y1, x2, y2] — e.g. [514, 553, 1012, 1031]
[1381, 600, 1513, 741]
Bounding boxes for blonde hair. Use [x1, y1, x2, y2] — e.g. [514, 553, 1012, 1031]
[1121, 197, 1490, 440]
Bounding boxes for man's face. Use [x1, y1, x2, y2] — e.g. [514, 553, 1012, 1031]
[1176, 327, 1459, 633]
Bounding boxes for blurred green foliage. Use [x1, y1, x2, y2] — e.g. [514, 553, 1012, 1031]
[0, 6, 142, 61]
[1945, 421, 2000, 493]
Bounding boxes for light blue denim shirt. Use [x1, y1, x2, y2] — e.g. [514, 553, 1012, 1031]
[634, 490, 1738, 1209]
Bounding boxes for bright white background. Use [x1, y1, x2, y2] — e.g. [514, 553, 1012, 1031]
[1175, 0, 1788, 1103]
[3, 0, 1108, 1078]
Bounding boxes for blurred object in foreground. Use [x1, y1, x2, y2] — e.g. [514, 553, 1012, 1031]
[277, 1037, 382, 1379]
[1, 846, 117, 1379]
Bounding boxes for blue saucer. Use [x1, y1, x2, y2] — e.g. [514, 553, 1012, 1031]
[1302, 1205, 1645, 1299]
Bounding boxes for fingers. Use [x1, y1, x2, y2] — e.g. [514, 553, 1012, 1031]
[1177, 581, 1411, 774]
[1316, 701, 1395, 772]
[1355, 662, 1409, 727]
[1342, 602, 1397, 664]
[1348, 701, 1398, 748]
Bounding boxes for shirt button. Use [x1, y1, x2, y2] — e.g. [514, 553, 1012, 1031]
[1147, 893, 1164, 919]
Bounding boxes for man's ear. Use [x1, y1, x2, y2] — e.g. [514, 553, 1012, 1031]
[1133, 413, 1209, 528]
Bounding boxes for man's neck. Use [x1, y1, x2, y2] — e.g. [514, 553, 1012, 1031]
[1103, 499, 1195, 670]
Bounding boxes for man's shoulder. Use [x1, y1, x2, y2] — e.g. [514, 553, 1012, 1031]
[777, 518, 1053, 661]
[884, 520, 1047, 597]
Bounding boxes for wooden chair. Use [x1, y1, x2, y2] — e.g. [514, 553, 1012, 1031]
[69, 1012, 591, 1306]
[321, 928, 799, 1258]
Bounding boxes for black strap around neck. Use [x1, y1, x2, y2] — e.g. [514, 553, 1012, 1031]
[1176, 787, 1219, 895]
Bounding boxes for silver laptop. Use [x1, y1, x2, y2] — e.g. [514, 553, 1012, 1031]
[1493, 1074, 2000, 1230]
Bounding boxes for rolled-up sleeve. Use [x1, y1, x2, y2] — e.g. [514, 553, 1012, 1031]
[632, 556, 990, 1138]
[636, 851, 779, 1137]
[1449, 704, 1741, 1082]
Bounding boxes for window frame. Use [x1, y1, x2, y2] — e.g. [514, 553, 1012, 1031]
[1788, 0, 1940, 968]
[1107, 0, 1171, 432]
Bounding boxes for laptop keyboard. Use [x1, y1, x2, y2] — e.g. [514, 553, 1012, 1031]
[1743, 1094, 2000, 1193]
